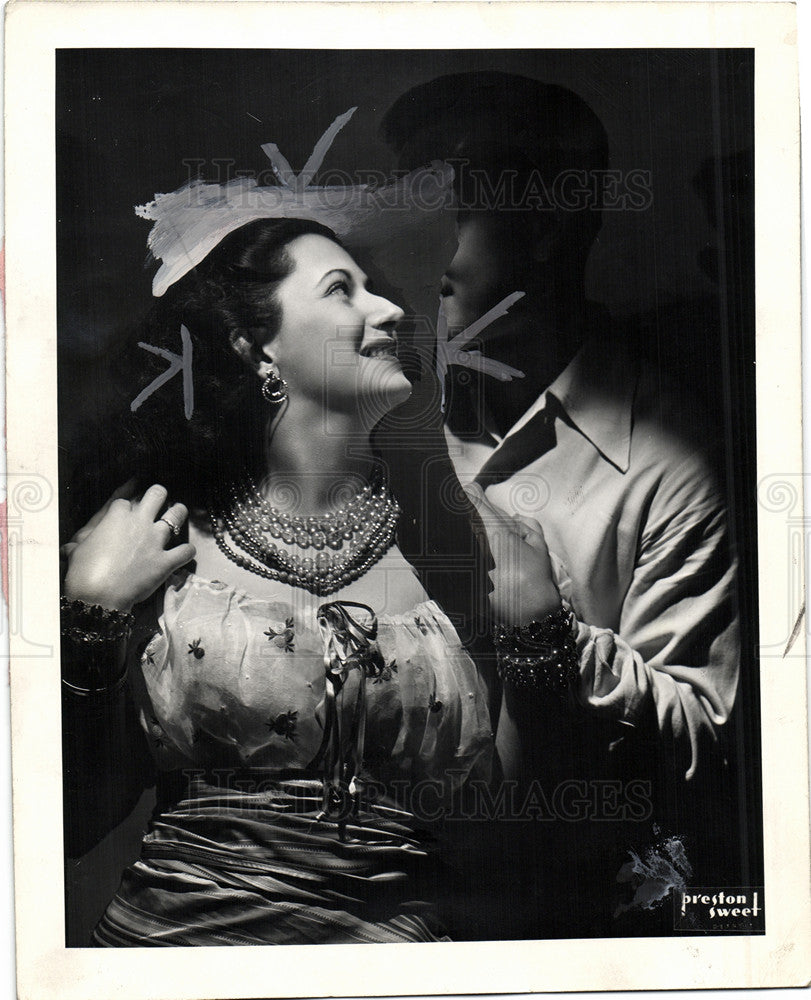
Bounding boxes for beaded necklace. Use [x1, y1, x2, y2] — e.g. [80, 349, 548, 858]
[209, 472, 400, 596]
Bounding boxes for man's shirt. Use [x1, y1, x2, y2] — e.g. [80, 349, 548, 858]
[445, 337, 740, 780]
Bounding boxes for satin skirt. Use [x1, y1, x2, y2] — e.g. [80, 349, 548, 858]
[93, 774, 450, 946]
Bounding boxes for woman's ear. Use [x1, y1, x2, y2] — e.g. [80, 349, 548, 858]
[228, 329, 273, 376]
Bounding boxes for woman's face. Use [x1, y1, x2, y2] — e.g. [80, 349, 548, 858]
[263, 235, 410, 424]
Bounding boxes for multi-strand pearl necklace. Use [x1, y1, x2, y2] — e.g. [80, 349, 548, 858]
[209, 473, 400, 596]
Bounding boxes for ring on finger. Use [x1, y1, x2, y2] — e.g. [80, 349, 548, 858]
[157, 504, 186, 537]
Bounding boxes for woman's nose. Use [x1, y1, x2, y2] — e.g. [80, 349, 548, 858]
[366, 293, 404, 329]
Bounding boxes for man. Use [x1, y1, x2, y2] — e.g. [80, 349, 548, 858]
[382, 72, 742, 937]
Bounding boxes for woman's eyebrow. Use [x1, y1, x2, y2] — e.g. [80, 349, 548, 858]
[317, 268, 353, 289]
[316, 267, 373, 291]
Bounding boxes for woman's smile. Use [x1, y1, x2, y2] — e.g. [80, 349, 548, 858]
[359, 336, 400, 361]
[267, 234, 411, 418]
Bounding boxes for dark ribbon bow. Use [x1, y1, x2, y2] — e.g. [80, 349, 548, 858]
[309, 601, 384, 831]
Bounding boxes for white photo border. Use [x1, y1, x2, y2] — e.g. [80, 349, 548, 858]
[5, 2, 808, 996]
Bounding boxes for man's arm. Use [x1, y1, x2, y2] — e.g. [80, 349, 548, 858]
[568, 467, 739, 781]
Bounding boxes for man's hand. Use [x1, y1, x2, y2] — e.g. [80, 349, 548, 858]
[464, 482, 560, 626]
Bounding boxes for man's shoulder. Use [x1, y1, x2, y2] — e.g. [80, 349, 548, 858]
[628, 354, 727, 507]
[634, 358, 710, 448]
[576, 332, 719, 474]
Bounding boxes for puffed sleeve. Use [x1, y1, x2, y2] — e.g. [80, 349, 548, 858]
[370, 602, 494, 795]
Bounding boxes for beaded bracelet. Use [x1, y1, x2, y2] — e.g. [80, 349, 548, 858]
[60, 597, 135, 645]
[494, 605, 579, 696]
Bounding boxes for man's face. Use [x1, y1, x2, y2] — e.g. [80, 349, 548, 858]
[440, 213, 531, 332]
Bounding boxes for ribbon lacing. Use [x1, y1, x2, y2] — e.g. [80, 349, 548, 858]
[309, 601, 387, 835]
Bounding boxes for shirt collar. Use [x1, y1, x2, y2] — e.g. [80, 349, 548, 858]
[506, 338, 636, 473]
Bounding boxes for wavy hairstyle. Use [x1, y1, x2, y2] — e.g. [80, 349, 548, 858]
[110, 217, 342, 512]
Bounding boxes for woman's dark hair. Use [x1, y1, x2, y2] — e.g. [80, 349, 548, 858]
[110, 217, 342, 511]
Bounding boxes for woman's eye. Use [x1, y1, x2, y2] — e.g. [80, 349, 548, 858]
[327, 280, 350, 297]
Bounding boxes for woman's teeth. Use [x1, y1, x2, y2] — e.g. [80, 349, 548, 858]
[365, 344, 396, 359]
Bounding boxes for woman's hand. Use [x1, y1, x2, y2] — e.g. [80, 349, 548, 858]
[463, 482, 560, 626]
[62, 481, 196, 611]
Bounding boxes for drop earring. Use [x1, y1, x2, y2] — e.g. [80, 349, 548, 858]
[261, 365, 288, 405]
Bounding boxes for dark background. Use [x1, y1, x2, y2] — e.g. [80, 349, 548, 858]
[57, 48, 760, 944]
[58, 48, 751, 347]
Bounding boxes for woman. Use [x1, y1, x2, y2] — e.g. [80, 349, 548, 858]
[60, 216, 495, 945]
